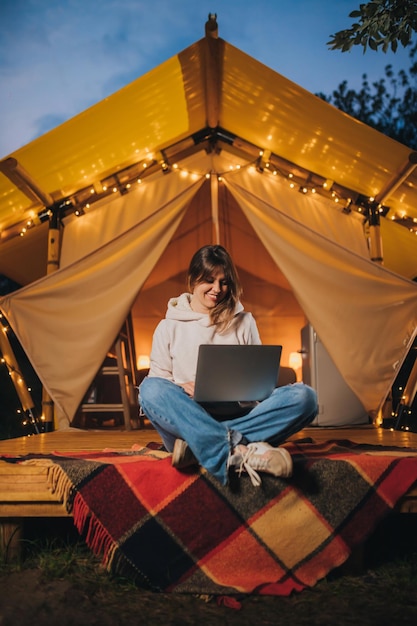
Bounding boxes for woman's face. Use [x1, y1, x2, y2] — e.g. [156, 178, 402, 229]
[190, 267, 229, 313]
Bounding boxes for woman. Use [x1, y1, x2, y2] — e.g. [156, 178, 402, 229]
[139, 245, 317, 486]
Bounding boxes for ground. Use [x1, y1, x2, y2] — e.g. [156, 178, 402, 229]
[1, 562, 417, 626]
[1, 516, 417, 625]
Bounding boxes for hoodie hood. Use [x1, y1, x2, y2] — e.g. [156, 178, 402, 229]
[166, 292, 244, 324]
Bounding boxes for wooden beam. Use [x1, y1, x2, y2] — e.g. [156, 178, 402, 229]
[203, 16, 223, 129]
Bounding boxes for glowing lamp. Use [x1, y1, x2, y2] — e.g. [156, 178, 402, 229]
[289, 352, 302, 371]
[137, 354, 150, 369]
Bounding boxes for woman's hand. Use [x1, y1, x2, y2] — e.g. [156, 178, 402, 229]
[178, 381, 195, 397]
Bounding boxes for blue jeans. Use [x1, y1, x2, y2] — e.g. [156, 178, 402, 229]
[139, 377, 317, 485]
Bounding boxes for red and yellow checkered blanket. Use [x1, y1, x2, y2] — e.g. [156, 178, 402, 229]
[14, 439, 417, 595]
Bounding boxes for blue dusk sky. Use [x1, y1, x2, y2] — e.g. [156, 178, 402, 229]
[0, 0, 414, 158]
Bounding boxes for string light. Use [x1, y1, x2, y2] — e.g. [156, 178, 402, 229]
[2, 137, 417, 237]
[18, 218, 36, 237]
[1, 322, 41, 435]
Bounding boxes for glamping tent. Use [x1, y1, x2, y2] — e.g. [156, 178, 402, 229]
[0, 16, 417, 431]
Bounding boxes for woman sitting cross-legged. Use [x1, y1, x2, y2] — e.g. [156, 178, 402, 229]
[139, 244, 317, 486]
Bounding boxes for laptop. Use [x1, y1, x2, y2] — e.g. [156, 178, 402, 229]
[194, 344, 282, 419]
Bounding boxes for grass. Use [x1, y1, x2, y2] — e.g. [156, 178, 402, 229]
[1, 518, 136, 589]
[1, 516, 417, 625]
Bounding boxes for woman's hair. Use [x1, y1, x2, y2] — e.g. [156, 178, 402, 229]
[187, 245, 242, 330]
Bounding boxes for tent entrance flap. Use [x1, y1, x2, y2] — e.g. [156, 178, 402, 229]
[224, 167, 417, 414]
[0, 176, 205, 427]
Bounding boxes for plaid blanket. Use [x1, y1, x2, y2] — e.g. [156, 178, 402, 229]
[9, 439, 417, 595]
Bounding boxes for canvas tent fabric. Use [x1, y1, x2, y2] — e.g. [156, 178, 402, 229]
[1, 35, 417, 251]
[0, 177, 204, 424]
[1, 158, 417, 428]
[0, 23, 417, 429]
[224, 167, 417, 411]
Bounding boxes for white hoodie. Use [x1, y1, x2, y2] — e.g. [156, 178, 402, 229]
[148, 292, 261, 384]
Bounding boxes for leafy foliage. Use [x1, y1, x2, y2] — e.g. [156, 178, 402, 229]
[328, 0, 417, 53]
[317, 44, 417, 149]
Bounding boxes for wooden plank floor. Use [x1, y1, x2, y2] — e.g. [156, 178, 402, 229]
[0, 423, 160, 456]
[1, 424, 417, 525]
[1, 423, 417, 455]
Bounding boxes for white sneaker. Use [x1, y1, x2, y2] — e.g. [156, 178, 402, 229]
[233, 442, 293, 487]
[171, 439, 198, 469]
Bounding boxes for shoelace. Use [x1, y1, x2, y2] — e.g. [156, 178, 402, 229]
[236, 446, 262, 487]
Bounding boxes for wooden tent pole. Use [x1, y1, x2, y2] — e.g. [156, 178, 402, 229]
[0, 322, 39, 434]
[369, 151, 417, 265]
[374, 152, 417, 206]
[46, 206, 60, 275]
[211, 173, 220, 245]
[0, 157, 57, 432]
[204, 15, 222, 246]
[203, 14, 222, 129]
[368, 203, 383, 264]
[41, 207, 61, 431]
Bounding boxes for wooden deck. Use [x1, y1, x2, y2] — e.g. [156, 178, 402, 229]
[1, 424, 417, 560]
[0, 425, 158, 520]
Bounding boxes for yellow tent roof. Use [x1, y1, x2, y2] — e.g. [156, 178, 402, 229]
[1, 31, 416, 262]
